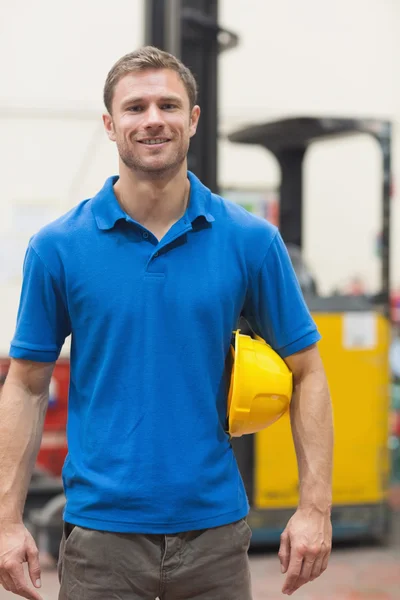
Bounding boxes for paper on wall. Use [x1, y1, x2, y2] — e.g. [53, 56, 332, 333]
[343, 312, 377, 350]
[0, 237, 28, 285]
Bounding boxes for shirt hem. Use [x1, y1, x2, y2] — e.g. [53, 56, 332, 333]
[9, 344, 59, 362]
[63, 504, 250, 534]
[279, 329, 322, 358]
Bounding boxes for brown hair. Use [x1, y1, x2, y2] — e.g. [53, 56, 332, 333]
[103, 46, 198, 114]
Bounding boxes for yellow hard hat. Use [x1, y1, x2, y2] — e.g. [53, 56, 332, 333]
[227, 330, 293, 437]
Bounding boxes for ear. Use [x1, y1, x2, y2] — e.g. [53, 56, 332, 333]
[103, 113, 116, 142]
[189, 105, 201, 139]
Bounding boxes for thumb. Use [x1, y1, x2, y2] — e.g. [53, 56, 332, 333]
[26, 541, 42, 588]
[278, 530, 290, 574]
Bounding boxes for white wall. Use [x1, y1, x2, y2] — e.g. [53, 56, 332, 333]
[1, 0, 399, 355]
[219, 0, 400, 296]
[0, 0, 145, 355]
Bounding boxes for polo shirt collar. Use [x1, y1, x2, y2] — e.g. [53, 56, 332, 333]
[91, 171, 215, 231]
[91, 176, 126, 231]
[186, 171, 215, 224]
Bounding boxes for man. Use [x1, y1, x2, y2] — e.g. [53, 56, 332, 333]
[0, 46, 333, 600]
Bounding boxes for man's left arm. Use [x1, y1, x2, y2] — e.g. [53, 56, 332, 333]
[279, 343, 334, 596]
[241, 230, 333, 594]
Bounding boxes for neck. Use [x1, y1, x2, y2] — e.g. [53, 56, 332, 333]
[113, 160, 190, 232]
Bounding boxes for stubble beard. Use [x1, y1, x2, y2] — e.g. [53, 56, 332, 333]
[117, 138, 189, 176]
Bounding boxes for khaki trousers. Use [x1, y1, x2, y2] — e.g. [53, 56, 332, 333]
[57, 518, 253, 599]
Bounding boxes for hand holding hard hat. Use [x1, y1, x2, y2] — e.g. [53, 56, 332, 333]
[227, 330, 293, 437]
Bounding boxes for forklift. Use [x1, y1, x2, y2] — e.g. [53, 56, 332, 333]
[229, 117, 393, 544]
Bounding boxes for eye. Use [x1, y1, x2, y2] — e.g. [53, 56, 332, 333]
[161, 103, 177, 110]
[127, 105, 143, 112]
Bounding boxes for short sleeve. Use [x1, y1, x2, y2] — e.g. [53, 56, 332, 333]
[242, 231, 321, 358]
[9, 243, 71, 362]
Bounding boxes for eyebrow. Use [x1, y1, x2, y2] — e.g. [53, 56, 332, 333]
[122, 95, 183, 107]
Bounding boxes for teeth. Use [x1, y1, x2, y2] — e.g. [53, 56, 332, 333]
[141, 139, 168, 145]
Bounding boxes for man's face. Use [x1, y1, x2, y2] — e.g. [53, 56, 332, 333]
[103, 69, 200, 176]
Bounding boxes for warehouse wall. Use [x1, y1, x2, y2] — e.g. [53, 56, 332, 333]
[0, 0, 399, 355]
[0, 0, 145, 355]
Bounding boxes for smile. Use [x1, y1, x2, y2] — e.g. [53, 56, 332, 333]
[138, 139, 170, 145]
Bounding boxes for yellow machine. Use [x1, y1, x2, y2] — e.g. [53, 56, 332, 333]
[228, 117, 393, 544]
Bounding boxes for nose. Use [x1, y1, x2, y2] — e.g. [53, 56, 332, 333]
[144, 104, 164, 129]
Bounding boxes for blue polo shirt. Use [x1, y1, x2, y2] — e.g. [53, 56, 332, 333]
[10, 172, 321, 533]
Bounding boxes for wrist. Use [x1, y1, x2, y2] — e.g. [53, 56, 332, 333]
[298, 503, 332, 517]
[0, 516, 24, 527]
[298, 488, 332, 515]
[0, 503, 23, 525]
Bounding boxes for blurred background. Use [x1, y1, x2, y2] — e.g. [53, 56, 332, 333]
[0, 1, 400, 598]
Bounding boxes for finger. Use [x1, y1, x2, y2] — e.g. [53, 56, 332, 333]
[298, 557, 316, 585]
[282, 550, 303, 595]
[310, 554, 324, 581]
[0, 572, 14, 592]
[8, 562, 43, 600]
[26, 542, 41, 588]
[288, 556, 318, 594]
[278, 531, 291, 573]
[321, 548, 330, 572]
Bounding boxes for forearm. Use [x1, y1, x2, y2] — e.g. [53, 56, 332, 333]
[290, 365, 334, 513]
[0, 380, 48, 522]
